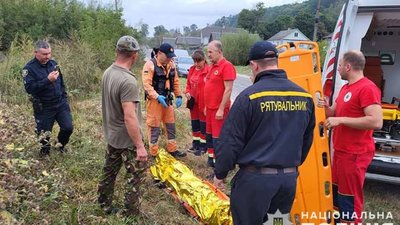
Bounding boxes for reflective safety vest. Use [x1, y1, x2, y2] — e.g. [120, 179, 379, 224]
[151, 58, 176, 96]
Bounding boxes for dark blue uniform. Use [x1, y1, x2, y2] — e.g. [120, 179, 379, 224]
[23, 58, 73, 154]
[215, 69, 315, 225]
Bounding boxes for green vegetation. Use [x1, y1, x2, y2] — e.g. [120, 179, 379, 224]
[235, 66, 252, 76]
[218, 0, 346, 40]
[221, 32, 261, 66]
[0, 0, 142, 68]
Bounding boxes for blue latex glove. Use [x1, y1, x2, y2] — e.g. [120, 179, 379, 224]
[157, 95, 168, 108]
[176, 96, 182, 108]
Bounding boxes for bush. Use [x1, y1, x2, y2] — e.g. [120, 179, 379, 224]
[221, 32, 261, 65]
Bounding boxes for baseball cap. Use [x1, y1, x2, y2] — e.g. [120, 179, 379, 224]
[116, 35, 140, 51]
[247, 41, 278, 64]
[159, 43, 176, 58]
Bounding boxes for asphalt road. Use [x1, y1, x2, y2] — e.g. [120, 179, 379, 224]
[231, 73, 252, 102]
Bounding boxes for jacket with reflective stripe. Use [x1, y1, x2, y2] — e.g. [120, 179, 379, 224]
[215, 69, 316, 179]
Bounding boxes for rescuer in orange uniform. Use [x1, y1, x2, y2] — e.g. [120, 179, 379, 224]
[142, 43, 186, 157]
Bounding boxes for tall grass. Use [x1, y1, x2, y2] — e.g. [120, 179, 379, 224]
[0, 35, 110, 104]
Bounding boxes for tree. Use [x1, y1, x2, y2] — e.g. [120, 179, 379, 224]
[154, 25, 168, 37]
[190, 24, 198, 32]
[257, 15, 292, 40]
[237, 2, 265, 33]
[140, 23, 149, 37]
[238, 9, 255, 32]
[183, 26, 191, 35]
[293, 12, 314, 40]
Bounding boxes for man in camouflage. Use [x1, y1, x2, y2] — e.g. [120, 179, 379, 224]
[98, 35, 148, 216]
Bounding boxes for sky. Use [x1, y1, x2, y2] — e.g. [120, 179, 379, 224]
[120, 0, 306, 36]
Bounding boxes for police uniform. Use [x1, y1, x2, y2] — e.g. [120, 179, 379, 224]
[214, 41, 315, 225]
[23, 57, 73, 155]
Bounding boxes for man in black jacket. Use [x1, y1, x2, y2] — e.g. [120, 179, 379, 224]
[213, 41, 315, 225]
[22, 40, 73, 156]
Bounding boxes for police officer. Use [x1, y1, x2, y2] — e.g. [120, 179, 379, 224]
[213, 41, 316, 225]
[142, 43, 186, 157]
[22, 40, 73, 157]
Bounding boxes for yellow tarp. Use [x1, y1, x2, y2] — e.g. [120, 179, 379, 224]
[150, 149, 232, 225]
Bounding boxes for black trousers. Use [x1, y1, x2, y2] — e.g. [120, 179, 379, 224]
[34, 101, 73, 148]
[230, 169, 298, 225]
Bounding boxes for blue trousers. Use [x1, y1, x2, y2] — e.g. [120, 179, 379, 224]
[230, 169, 298, 225]
[34, 101, 73, 148]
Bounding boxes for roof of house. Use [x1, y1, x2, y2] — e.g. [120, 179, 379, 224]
[209, 32, 222, 41]
[201, 26, 242, 37]
[176, 36, 202, 46]
[161, 37, 177, 48]
[268, 28, 309, 41]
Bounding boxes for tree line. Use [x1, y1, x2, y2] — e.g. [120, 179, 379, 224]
[218, 0, 346, 40]
[0, 0, 143, 67]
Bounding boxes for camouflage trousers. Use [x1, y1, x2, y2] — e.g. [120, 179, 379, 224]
[98, 144, 147, 216]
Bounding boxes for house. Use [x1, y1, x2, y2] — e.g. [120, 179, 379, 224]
[267, 28, 310, 46]
[322, 33, 333, 42]
[200, 26, 242, 45]
[176, 37, 202, 50]
[161, 37, 177, 48]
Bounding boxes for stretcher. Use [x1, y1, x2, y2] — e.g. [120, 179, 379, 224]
[150, 149, 232, 225]
[278, 41, 334, 224]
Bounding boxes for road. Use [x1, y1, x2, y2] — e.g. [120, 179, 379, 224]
[231, 73, 252, 102]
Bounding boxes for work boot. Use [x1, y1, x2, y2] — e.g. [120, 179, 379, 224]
[101, 206, 120, 215]
[39, 146, 50, 157]
[206, 172, 215, 181]
[55, 142, 67, 153]
[188, 147, 203, 156]
[195, 147, 207, 156]
[170, 150, 187, 158]
[207, 156, 215, 168]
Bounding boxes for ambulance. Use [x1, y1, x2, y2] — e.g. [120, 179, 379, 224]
[322, 0, 400, 184]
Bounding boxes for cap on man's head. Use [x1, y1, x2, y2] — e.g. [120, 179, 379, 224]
[116, 35, 140, 52]
[159, 43, 176, 58]
[247, 41, 278, 64]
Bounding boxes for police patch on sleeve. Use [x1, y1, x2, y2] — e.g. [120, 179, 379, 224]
[21, 69, 28, 78]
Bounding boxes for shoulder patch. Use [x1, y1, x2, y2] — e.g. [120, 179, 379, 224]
[21, 69, 28, 78]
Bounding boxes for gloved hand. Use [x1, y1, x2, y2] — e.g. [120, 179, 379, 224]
[157, 95, 168, 108]
[176, 96, 182, 108]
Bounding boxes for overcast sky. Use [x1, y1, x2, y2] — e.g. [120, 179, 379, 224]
[120, 0, 306, 35]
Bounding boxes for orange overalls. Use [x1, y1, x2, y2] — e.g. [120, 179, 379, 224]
[142, 58, 181, 156]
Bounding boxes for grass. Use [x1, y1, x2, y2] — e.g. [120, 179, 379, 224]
[234, 66, 251, 76]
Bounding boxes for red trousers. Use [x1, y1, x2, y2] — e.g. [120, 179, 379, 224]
[332, 150, 374, 223]
[190, 103, 206, 148]
[206, 107, 229, 159]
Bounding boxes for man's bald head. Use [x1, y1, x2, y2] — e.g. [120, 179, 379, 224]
[342, 50, 366, 71]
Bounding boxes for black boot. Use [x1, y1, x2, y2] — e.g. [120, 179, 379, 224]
[39, 146, 50, 157]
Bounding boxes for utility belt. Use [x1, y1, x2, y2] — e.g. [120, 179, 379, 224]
[29, 95, 43, 112]
[241, 165, 297, 174]
[29, 95, 64, 112]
